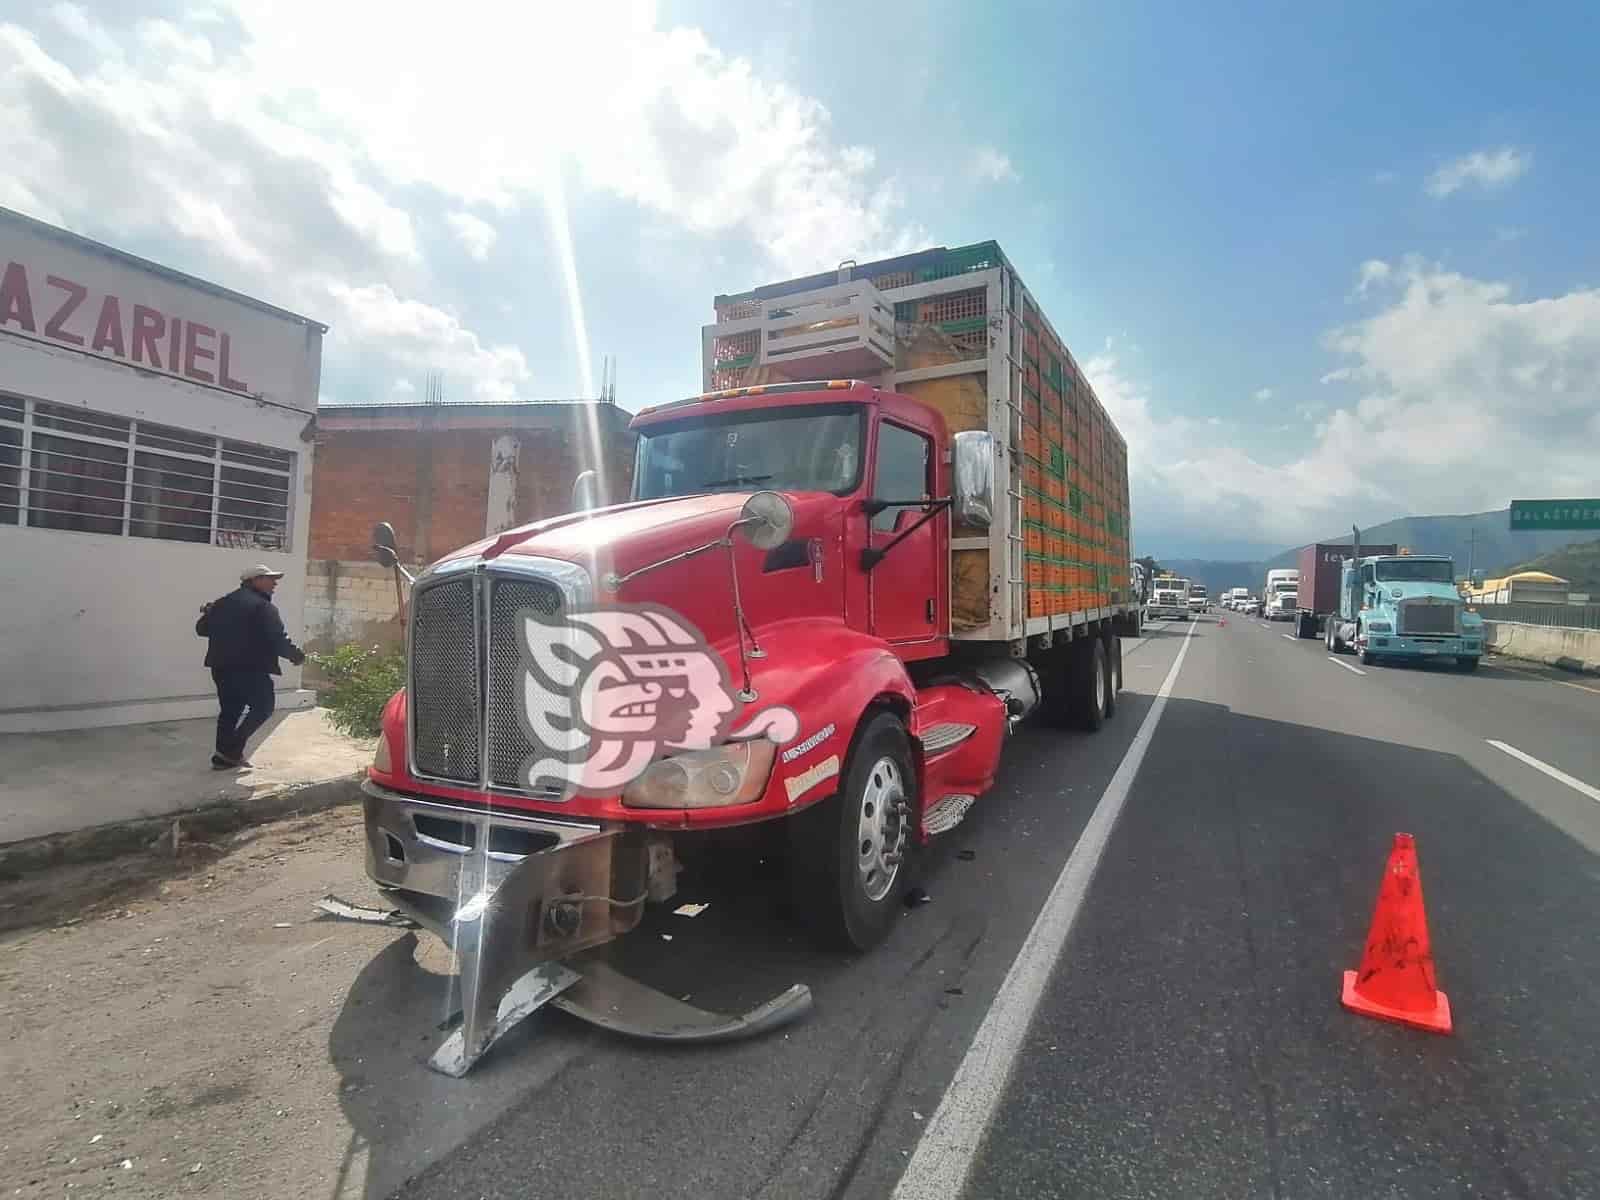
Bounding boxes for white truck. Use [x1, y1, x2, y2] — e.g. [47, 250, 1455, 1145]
[1187, 584, 1210, 615]
[1149, 576, 1192, 620]
[1263, 568, 1300, 621]
[1227, 587, 1249, 610]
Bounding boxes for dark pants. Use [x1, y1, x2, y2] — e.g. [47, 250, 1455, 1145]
[212, 669, 275, 759]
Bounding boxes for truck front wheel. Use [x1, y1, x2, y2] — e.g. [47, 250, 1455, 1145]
[789, 712, 916, 951]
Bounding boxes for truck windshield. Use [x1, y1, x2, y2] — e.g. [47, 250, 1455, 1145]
[1375, 559, 1454, 584]
[634, 405, 864, 500]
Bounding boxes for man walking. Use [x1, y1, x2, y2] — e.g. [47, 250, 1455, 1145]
[196, 566, 306, 769]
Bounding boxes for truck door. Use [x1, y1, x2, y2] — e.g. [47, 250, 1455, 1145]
[867, 420, 940, 645]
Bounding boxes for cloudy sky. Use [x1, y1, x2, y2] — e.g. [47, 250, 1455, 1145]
[4, 0, 1596, 558]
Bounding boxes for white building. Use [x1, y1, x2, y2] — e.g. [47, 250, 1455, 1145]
[0, 208, 326, 732]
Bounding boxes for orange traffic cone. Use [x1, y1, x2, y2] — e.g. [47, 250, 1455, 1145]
[1341, 833, 1452, 1034]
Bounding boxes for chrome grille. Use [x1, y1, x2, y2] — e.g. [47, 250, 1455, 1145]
[409, 577, 480, 782]
[486, 577, 564, 789]
[1398, 601, 1458, 636]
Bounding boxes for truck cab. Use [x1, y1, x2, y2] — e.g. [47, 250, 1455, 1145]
[1335, 554, 1483, 670]
[1187, 584, 1209, 614]
[1149, 577, 1191, 620]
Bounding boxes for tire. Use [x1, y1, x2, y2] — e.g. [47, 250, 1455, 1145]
[1324, 619, 1335, 651]
[789, 712, 915, 951]
[1456, 656, 1480, 673]
[1073, 638, 1108, 731]
[1102, 633, 1120, 718]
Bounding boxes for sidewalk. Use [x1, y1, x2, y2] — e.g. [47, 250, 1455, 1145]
[0, 707, 374, 850]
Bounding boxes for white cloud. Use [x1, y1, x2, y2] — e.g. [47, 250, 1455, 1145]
[1091, 260, 1600, 550]
[971, 147, 1019, 184]
[0, 1, 924, 402]
[392, 378, 416, 395]
[1425, 147, 1531, 197]
[446, 211, 498, 262]
[1253, 387, 1273, 402]
[1356, 259, 1391, 293]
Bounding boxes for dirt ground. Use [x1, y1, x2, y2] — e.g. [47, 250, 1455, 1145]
[0, 806, 576, 1199]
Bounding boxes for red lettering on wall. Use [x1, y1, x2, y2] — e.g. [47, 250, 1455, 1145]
[218, 333, 249, 393]
[184, 321, 216, 384]
[131, 305, 165, 368]
[0, 262, 35, 333]
[91, 295, 126, 357]
[167, 317, 182, 375]
[44, 276, 89, 345]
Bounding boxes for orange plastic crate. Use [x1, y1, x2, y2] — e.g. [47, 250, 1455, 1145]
[1022, 427, 1042, 460]
[1028, 591, 1047, 618]
[1027, 558, 1046, 586]
[1024, 493, 1043, 523]
[1024, 394, 1041, 427]
[1025, 525, 1044, 554]
[1023, 460, 1042, 492]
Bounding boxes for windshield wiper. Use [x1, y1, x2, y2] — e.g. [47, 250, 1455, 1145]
[701, 474, 773, 489]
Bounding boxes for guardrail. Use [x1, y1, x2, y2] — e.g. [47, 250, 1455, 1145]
[1472, 603, 1600, 631]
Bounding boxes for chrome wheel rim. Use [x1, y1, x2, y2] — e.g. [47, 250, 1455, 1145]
[1094, 653, 1106, 715]
[856, 756, 908, 903]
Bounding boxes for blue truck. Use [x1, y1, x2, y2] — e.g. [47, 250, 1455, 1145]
[1320, 529, 1484, 671]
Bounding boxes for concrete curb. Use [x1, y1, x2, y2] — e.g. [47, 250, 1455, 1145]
[1490, 649, 1600, 677]
[0, 772, 365, 878]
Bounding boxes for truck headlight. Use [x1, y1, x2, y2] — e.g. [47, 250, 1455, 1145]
[622, 740, 778, 809]
[373, 729, 393, 773]
[1367, 620, 1392, 633]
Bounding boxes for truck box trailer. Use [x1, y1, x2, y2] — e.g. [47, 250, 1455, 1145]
[345, 241, 1139, 1075]
[1294, 542, 1396, 637]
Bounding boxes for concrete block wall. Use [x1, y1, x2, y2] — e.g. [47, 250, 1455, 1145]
[302, 560, 405, 655]
[1484, 621, 1600, 675]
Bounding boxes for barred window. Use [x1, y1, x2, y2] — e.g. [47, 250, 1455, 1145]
[0, 393, 295, 550]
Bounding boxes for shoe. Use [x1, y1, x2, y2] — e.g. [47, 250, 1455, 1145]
[211, 753, 234, 770]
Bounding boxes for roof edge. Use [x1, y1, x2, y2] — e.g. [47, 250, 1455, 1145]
[0, 206, 329, 332]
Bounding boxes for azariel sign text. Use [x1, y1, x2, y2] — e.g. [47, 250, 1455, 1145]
[0, 258, 251, 395]
[1508, 500, 1600, 531]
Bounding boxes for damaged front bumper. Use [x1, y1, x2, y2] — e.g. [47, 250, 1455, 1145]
[332, 781, 812, 1076]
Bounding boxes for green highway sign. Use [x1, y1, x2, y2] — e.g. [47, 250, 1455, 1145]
[1508, 499, 1600, 531]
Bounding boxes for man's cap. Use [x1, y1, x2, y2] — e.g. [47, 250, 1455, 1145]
[241, 564, 286, 582]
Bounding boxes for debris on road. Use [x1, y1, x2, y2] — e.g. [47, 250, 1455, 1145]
[672, 902, 710, 917]
[313, 894, 419, 928]
[904, 887, 932, 907]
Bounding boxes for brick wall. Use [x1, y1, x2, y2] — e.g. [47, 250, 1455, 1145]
[308, 406, 636, 565]
[304, 403, 635, 654]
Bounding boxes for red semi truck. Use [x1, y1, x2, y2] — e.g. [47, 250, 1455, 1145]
[346, 243, 1138, 1074]
[1293, 541, 1397, 639]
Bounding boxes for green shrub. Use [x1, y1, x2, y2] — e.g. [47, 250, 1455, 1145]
[308, 643, 405, 738]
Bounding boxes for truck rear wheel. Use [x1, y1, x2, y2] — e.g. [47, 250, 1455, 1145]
[789, 712, 915, 951]
[1455, 656, 1480, 673]
[1103, 632, 1121, 718]
[1074, 638, 1108, 731]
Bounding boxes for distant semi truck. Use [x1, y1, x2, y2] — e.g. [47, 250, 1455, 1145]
[1263, 568, 1299, 620]
[1149, 576, 1191, 620]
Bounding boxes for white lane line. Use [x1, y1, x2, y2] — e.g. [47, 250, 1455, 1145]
[1554, 678, 1600, 696]
[1280, 633, 1297, 641]
[1486, 740, 1600, 805]
[1328, 656, 1366, 675]
[892, 620, 1197, 1200]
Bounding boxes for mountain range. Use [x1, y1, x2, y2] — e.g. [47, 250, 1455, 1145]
[1154, 509, 1597, 599]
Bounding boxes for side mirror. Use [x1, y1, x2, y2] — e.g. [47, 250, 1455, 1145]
[371, 521, 399, 569]
[952, 430, 994, 530]
[736, 490, 794, 550]
[571, 470, 601, 513]
[1470, 569, 1486, 588]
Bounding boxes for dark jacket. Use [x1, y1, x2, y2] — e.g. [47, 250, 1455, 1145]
[196, 585, 306, 675]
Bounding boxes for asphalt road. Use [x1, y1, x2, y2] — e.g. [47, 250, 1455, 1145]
[382, 613, 1600, 1200]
